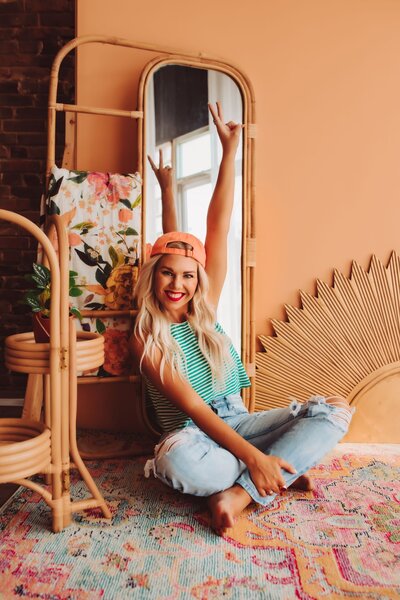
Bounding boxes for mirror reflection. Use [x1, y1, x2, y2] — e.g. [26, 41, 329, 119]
[145, 65, 243, 352]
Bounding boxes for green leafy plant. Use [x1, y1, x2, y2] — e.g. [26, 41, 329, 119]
[23, 263, 83, 320]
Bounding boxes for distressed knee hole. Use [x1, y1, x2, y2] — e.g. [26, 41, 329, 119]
[296, 394, 355, 432]
[322, 395, 354, 430]
[289, 398, 302, 416]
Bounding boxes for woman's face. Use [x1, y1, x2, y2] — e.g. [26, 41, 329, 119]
[154, 254, 199, 321]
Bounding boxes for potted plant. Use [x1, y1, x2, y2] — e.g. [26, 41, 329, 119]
[23, 263, 82, 342]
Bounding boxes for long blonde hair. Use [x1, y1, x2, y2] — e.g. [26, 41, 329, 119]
[133, 254, 233, 389]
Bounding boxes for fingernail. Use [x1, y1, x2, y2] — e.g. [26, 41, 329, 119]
[281, 486, 287, 491]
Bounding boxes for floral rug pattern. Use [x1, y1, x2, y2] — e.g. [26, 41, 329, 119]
[0, 443, 399, 599]
[44, 165, 142, 376]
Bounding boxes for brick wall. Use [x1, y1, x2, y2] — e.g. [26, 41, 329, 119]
[0, 0, 75, 397]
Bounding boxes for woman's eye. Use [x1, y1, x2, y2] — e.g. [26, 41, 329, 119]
[184, 274, 194, 279]
[162, 270, 173, 276]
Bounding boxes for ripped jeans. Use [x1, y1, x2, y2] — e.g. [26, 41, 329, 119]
[144, 394, 354, 506]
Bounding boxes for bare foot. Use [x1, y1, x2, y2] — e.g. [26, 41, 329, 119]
[289, 472, 314, 491]
[207, 485, 252, 535]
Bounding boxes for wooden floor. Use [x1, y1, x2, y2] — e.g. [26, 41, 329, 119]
[0, 404, 22, 509]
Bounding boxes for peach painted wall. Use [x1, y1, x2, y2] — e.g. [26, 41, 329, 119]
[76, 0, 400, 339]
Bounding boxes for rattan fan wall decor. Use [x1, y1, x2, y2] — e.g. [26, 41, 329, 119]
[256, 252, 400, 443]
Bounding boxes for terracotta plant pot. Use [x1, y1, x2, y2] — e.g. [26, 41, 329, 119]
[32, 313, 76, 343]
[32, 312, 50, 343]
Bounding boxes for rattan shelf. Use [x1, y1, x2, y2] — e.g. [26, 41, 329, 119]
[0, 209, 111, 532]
[5, 331, 104, 374]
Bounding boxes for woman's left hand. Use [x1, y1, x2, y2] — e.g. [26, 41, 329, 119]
[148, 149, 173, 192]
[208, 101, 243, 155]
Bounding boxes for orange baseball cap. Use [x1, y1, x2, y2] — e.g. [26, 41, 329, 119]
[150, 231, 206, 268]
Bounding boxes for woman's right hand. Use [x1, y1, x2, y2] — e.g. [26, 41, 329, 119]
[246, 449, 297, 496]
[208, 101, 243, 157]
[148, 149, 173, 192]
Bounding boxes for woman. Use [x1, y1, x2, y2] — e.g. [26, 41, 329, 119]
[131, 103, 353, 534]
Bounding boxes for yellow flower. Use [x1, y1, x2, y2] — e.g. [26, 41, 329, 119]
[104, 264, 136, 310]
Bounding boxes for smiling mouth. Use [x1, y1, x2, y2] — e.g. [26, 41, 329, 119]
[164, 291, 186, 302]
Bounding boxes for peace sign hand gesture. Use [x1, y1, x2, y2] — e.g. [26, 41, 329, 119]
[148, 149, 173, 193]
[208, 101, 243, 156]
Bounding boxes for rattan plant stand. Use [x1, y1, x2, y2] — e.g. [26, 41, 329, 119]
[0, 209, 111, 532]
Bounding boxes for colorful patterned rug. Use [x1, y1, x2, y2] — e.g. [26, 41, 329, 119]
[0, 443, 399, 599]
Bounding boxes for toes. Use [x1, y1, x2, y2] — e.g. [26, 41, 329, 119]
[210, 507, 234, 533]
[221, 513, 234, 529]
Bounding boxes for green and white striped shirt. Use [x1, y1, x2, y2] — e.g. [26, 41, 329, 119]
[145, 321, 251, 433]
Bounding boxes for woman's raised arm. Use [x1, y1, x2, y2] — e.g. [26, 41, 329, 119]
[148, 149, 178, 233]
[205, 102, 243, 307]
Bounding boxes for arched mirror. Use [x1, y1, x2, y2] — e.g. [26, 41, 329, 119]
[144, 64, 244, 352]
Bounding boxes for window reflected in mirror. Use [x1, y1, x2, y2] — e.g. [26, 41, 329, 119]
[145, 65, 243, 352]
